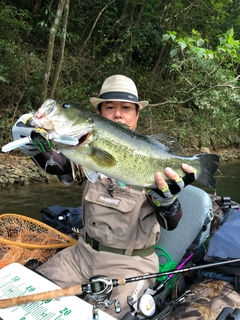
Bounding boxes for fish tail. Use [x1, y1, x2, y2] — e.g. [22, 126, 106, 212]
[196, 153, 220, 188]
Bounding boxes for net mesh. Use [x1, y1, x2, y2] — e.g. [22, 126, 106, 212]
[0, 213, 77, 268]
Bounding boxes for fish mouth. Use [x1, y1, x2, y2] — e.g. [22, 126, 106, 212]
[53, 131, 91, 149]
[77, 132, 89, 146]
[67, 132, 91, 148]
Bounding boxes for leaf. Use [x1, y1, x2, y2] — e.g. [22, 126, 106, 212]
[170, 63, 178, 72]
[197, 39, 205, 47]
[0, 76, 8, 83]
[162, 34, 170, 41]
[226, 27, 234, 38]
[178, 41, 187, 50]
[170, 48, 178, 57]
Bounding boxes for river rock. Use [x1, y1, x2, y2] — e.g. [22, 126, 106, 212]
[200, 147, 211, 153]
[0, 154, 49, 188]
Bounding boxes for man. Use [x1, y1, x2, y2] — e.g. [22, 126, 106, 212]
[12, 75, 195, 318]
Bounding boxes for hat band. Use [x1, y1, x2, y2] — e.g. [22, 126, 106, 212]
[99, 91, 139, 103]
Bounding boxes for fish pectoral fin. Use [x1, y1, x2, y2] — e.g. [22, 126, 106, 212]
[82, 166, 99, 183]
[89, 147, 116, 168]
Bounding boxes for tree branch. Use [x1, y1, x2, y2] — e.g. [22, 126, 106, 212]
[80, 0, 115, 53]
[149, 77, 240, 108]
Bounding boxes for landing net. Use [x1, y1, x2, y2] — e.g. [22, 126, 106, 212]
[0, 213, 77, 268]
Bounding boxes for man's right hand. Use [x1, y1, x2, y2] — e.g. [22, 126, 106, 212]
[147, 164, 196, 209]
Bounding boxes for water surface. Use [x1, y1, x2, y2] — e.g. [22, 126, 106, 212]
[0, 181, 82, 220]
[0, 160, 239, 220]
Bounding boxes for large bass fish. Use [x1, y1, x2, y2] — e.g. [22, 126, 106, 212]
[32, 99, 220, 188]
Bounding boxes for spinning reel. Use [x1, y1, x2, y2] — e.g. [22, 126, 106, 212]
[86, 275, 121, 314]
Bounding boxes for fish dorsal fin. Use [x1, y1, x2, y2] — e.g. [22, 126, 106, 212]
[82, 166, 99, 183]
[89, 146, 117, 168]
[147, 134, 183, 155]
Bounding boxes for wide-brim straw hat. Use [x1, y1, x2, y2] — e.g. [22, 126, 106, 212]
[90, 75, 149, 109]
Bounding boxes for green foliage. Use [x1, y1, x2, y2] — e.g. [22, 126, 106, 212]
[0, 0, 240, 151]
[0, 3, 32, 41]
[160, 28, 240, 143]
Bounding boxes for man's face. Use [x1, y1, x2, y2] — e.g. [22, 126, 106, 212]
[98, 101, 140, 130]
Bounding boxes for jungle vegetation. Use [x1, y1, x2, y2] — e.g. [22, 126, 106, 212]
[0, 0, 240, 151]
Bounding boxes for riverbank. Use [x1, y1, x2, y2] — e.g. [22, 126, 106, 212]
[0, 147, 240, 188]
[0, 154, 50, 187]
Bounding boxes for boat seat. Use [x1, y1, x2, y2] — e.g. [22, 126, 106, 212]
[156, 185, 213, 265]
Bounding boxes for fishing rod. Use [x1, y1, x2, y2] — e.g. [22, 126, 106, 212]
[0, 258, 240, 310]
[111, 257, 240, 287]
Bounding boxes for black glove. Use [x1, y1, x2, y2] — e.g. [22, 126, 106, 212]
[147, 172, 196, 208]
[166, 172, 196, 195]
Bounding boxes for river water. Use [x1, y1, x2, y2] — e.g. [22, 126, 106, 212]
[0, 159, 240, 220]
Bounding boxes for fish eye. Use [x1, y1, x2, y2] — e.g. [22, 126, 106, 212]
[62, 103, 71, 109]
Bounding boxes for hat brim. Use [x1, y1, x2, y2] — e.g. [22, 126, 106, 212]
[90, 97, 148, 110]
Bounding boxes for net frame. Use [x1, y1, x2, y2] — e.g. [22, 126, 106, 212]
[0, 213, 77, 249]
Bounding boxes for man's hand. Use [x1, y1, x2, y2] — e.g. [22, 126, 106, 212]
[155, 163, 195, 192]
[148, 164, 196, 208]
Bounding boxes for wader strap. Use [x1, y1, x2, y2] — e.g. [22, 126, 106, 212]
[85, 233, 155, 257]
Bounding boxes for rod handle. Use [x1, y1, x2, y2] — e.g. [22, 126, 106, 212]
[0, 285, 82, 309]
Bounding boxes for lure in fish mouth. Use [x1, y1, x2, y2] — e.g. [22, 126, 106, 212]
[30, 99, 220, 188]
[32, 99, 95, 145]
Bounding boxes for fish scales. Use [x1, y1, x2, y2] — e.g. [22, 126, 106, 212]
[32, 99, 220, 188]
[64, 115, 200, 185]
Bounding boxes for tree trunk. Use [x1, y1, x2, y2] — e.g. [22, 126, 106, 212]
[40, 0, 66, 106]
[50, 0, 70, 98]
